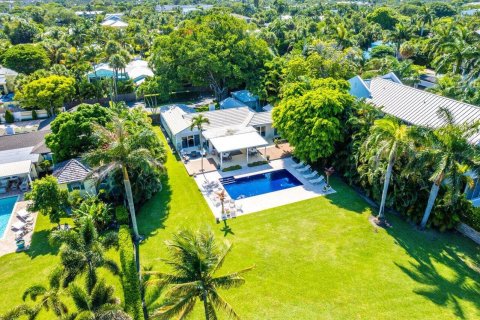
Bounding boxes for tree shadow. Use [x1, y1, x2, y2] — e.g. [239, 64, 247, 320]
[25, 228, 59, 259]
[219, 219, 235, 237]
[388, 221, 480, 319]
[137, 174, 172, 240]
[323, 177, 372, 215]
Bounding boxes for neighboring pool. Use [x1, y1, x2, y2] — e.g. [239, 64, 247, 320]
[0, 196, 17, 238]
[223, 169, 302, 200]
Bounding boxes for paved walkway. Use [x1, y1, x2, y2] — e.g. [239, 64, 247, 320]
[0, 197, 37, 257]
[194, 158, 335, 220]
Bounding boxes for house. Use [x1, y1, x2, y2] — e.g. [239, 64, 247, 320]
[219, 97, 247, 109]
[0, 130, 51, 194]
[155, 4, 213, 14]
[231, 90, 260, 111]
[87, 59, 153, 85]
[348, 72, 480, 205]
[160, 105, 276, 168]
[53, 159, 96, 195]
[101, 13, 128, 28]
[0, 66, 18, 94]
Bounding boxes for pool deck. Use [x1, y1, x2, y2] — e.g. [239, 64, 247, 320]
[0, 196, 37, 257]
[193, 158, 335, 219]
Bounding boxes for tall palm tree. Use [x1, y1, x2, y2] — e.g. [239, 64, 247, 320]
[49, 216, 119, 293]
[190, 115, 210, 150]
[363, 117, 416, 221]
[84, 116, 164, 240]
[147, 229, 254, 320]
[109, 54, 127, 99]
[419, 108, 480, 229]
[418, 5, 434, 36]
[22, 267, 68, 318]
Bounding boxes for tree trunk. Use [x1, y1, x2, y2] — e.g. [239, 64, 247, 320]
[378, 147, 396, 219]
[420, 24, 424, 37]
[122, 166, 140, 240]
[202, 290, 209, 320]
[420, 181, 441, 229]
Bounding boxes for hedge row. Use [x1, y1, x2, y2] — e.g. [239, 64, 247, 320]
[118, 225, 144, 320]
[222, 164, 242, 172]
[116, 206, 129, 225]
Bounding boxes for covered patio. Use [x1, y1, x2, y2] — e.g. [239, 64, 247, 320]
[204, 126, 269, 169]
[0, 160, 34, 194]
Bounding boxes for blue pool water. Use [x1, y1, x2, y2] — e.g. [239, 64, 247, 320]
[223, 169, 302, 200]
[0, 196, 17, 238]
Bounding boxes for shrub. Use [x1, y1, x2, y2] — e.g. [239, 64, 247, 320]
[116, 206, 129, 225]
[31, 109, 38, 120]
[118, 225, 144, 320]
[222, 165, 242, 172]
[463, 207, 480, 232]
[5, 109, 14, 123]
[248, 160, 268, 167]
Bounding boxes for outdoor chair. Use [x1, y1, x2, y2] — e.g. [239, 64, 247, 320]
[11, 221, 26, 231]
[310, 176, 325, 184]
[297, 165, 311, 173]
[292, 161, 306, 169]
[303, 170, 319, 179]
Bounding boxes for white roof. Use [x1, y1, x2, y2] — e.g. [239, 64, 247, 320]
[0, 147, 40, 165]
[101, 20, 128, 27]
[350, 74, 480, 145]
[160, 105, 193, 135]
[209, 127, 268, 153]
[0, 160, 32, 178]
[91, 59, 153, 82]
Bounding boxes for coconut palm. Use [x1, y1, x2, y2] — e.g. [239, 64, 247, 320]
[190, 115, 210, 150]
[83, 115, 164, 240]
[0, 304, 35, 320]
[49, 216, 119, 293]
[147, 229, 254, 320]
[418, 5, 434, 36]
[363, 117, 417, 221]
[109, 54, 127, 99]
[67, 278, 129, 319]
[419, 108, 480, 229]
[22, 267, 68, 318]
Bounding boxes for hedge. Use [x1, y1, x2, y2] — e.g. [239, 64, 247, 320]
[248, 160, 268, 167]
[116, 206, 129, 225]
[5, 110, 14, 123]
[222, 165, 242, 172]
[119, 225, 144, 320]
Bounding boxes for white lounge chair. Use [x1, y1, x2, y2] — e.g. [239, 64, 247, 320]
[297, 165, 311, 173]
[17, 210, 30, 220]
[292, 161, 306, 169]
[303, 170, 319, 179]
[310, 176, 325, 184]
[11, 221, 26, 231]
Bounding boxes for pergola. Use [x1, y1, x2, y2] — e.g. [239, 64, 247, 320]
[205, 126, 268, 168]
[0, 160, 33, 183]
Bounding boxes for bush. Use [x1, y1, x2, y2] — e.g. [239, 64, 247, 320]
[118, 225, 144, 320]
[371, 45, 395, 58]
[116, 206, 129, 225]
[31, 109, 38, 120]
[5, 109, 14, 123]
[248, 160, 268, 167]
[222, 165, 242, 172]
[463, 207, 480, 232]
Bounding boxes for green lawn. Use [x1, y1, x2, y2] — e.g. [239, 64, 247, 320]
[0, 127, 479, 319]
[137, 128, 480, 319]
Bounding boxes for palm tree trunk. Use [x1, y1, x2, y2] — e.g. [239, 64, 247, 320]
[420, 181, 441, 229]
[203, 291, 209, 320]
[122, 166, 140, 240]
[378, 147, 395, 219]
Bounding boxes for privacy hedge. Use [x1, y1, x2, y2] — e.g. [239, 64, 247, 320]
[118, 225, 144, 320]
[116, 206, 129, 225]
[222, 165, 242, 172]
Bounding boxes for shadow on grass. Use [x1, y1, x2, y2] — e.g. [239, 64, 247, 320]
[219, 219, 235, 237]
[324, 177, 371, 215]
[387, 216, 480, 319]
[26, 228, 58, 258]
[137, 174, 172, 240]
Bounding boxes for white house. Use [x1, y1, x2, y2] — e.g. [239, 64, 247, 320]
[349, 72, 480, 205]
[53, 159, 96, 195]
[101, 13, 128, 28]
[87, 59, 153, 85]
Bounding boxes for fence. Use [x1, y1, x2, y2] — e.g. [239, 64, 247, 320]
[0, 110, 49, 122]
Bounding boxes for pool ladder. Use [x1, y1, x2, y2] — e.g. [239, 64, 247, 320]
[219, 177, 235, 185]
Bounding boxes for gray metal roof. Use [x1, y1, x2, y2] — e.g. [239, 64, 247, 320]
[0, 130, 51, 153]
[53, 159, 92, 184]
[367, 77, 480, 144]
[249, 111, 272, 126]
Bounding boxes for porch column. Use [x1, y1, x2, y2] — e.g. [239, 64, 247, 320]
[220, 152, 223, 169]
[27, 174, 32, 185]
[246, 148, 249, 166]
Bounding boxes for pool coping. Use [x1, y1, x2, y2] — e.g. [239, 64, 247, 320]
[0, 195, 20, 241]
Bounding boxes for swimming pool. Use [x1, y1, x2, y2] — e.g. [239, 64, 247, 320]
[0, 196, 17, 238]
[222, 169, 302, 200]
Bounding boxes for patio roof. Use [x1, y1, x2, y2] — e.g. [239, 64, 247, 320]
[0, 160, 32, 178]
[209, 127, 268, 153]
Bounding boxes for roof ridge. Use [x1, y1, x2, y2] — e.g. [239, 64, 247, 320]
[372, 77, 480, 110]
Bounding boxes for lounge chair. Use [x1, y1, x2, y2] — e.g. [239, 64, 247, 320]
[303, 170, 319, 179]
[11, 221, 26, 231]
[292, 161, 306, 169]
[310, 176, 325, 184]
[17, 210, 30, 220]
[297, 165, 311, 173]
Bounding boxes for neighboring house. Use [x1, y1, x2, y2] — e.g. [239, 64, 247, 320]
[349, 72, 480, 205]
[101, 13, 128, 28]
[219, 97, 247, 109]
[0, 66, 18, 94]
[160, 105, 276, 152]
[53, 159, 96, 195]
[75, 11, 103, 17]
[155, 4, 213, 14]
[87, 59, 154, 85]
[0, 130, 51, 194]
[218, 90, 260, 111]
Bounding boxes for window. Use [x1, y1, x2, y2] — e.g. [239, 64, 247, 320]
[67, 182, 85, 192]
[181, 134, 200, 148]
[466, 178, 480, 200]
[256, 126, 266, 137]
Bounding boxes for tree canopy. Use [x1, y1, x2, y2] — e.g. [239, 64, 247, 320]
[2, 44, 50, 74]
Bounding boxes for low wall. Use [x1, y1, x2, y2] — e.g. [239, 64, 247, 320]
[456, 223, 480, 245]
[0, 110, 49, 122]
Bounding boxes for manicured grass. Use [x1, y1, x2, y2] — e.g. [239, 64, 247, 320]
[137, 128, 480, 319]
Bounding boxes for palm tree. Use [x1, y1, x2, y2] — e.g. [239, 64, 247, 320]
[68, 278, 129, 319]
[22, 267, 68, 318]
[418, 5, 434, 37]
[363, 117, 416, 221]
[49, 216, 119, 292]
[109, 54, 127, 99]
[84, 116, 164, 240]
[147, 229, 254, 320]
[419, 108, 480, 229]
[190, 115, 210, 150]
